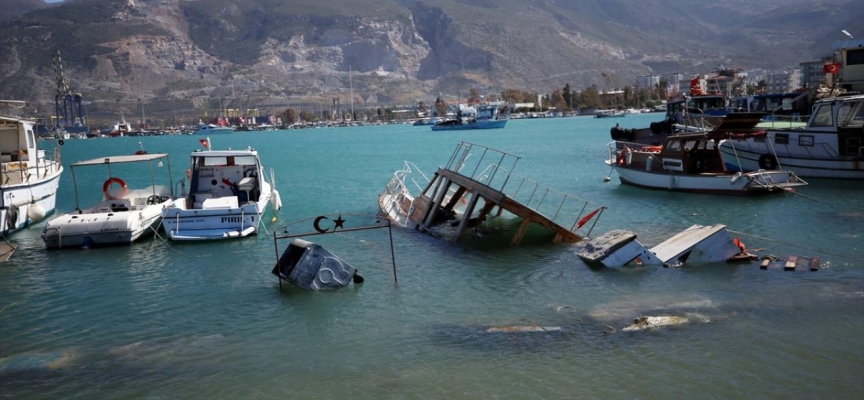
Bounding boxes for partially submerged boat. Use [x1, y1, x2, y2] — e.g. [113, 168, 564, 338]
[161, 139, 282, 240]
[41, 153, 175, 249]
[606, 113, 808, 195]
[271, 238, 363, 291]
[1, 100, 64, 239]
[719, 94, 864, 179]
[577, 224, 749, 268]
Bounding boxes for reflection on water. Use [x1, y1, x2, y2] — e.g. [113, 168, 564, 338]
[2, 117, 862, 398]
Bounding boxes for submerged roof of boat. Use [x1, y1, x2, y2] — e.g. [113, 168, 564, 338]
[72, 153, 170, 166]
[191, 149, 258, 157]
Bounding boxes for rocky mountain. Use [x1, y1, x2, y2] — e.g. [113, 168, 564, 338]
[0, 0, 861, 122]
[0, 0, 49, 21]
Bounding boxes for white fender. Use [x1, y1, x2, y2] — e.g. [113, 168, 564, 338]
[27, 203, 46, 221]
[270, 189, 282, 211]
[730, 171, 742, 184]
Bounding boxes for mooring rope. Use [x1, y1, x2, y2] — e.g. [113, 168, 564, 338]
[149, 220, 179, 252]
[728, 229, 864, 261]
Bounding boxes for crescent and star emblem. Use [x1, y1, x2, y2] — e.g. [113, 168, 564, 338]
[313, 215, 346, 233]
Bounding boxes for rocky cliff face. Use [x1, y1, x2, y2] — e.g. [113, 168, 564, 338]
[0, 0, 860, 121]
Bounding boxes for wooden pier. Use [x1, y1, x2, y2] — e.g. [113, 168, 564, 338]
[385, 142, 605, 245]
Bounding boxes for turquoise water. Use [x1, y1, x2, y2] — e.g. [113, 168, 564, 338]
[2, 114, 863, 399]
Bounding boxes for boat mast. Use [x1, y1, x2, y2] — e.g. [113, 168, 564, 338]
[349, 65, 354, 121]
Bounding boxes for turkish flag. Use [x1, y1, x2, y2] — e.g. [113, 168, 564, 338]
[199, 138, 210, 149]
[823, 63, 840, 74]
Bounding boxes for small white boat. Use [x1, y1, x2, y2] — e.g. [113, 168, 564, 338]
[41, 153, 176, 249]
[1, 100, 64, 239]
[162, 139, 282, 240]
[192, 121, 234, 135]
[606, 113, 808, 195]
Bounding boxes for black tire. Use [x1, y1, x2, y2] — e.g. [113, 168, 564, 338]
[758, 154, 778, 170]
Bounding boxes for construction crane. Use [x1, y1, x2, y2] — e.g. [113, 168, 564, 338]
[53, 50, 87, 133]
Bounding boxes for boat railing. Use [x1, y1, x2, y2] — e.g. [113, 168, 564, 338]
[382, 161, 431, 227]
[442, 142, 521, 192]
[476, 163, 605, 235]
[1, 148, 62, 186]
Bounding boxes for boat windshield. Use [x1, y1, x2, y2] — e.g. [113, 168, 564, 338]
[811, 104, 833, 128]
[200, 155, 257, 166]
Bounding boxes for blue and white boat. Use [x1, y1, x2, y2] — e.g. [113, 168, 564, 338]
[431, 104, 508, 131]
[192, 121, 234, 135]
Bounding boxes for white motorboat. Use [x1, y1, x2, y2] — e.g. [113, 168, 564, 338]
[192, 120, 234, 135]
[1, 100, 64, 238]
[41, 153, 176, 249]
[606, 113, 808, 195]
[720, 94, 864, 179]
[162, 139, 282, 240]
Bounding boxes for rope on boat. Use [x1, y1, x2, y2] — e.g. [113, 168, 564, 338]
[727, 229, 864, 261]
[149, 220, 179, 252]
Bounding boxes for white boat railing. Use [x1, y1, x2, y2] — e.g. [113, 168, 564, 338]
[381, 161, 431, 227]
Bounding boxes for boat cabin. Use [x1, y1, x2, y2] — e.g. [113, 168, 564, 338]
[0, 115, 42, 186]
[730, 92, 811, 117]
[622, 133, 727, 175]
[807, 95, 864, 157]
[187, 150, 262, 209]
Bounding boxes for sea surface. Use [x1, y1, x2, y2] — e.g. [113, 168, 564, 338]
[1, 114, 863, 399]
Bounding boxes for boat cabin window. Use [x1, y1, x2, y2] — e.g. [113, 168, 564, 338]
[837, 103, 854, 126]
[799, 135, 814, 146]
[197, 155, 257, 167]
[701, 140, 716, 150]
[683, 140, 698, 150]
[774, 134, 789, 145]
[848, 102, 864, 128]
[26, 129, 35, 148]
[810, 104, 833, 127]
[665, 140, 681, 151]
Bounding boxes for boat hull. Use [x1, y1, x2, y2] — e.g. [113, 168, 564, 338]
[719, 137, 864, 180]
[162, 196, 270, 240]
[1, 166, 63, 236]
[41, 206, 164, 249]
[612, 162, 804, 195]
[431, 119, 507, 131]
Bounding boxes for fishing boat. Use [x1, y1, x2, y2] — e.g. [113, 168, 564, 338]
[106, 117, 131, 137]
[594, 109, 626, 118]
[719, 94, 864, 179]
[192, 120, 234, 135]
[606, 113, 807, 195]
[1, 100, 64, 238]
[41, 153, 176, 249]
[161, 138, 282, 240]
[431, 104, 508, 131]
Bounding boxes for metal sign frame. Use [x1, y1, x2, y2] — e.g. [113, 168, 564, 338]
[273, 214, 398, 283]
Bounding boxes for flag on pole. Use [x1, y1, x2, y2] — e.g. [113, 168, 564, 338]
[576, 207, 603, 229]
[200, 137, 210, 150]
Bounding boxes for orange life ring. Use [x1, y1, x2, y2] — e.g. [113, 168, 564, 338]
[103, 177, 129, 200]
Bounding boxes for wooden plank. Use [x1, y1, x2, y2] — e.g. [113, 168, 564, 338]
[809, 256, 820, 271]
[510, 217, 533, 246]
[454, 193, 481, 241]
[443, 186, 467, 211]
[784, 255, 798, 271]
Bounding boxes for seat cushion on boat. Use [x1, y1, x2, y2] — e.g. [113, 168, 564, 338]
[202, 196, 239, 209]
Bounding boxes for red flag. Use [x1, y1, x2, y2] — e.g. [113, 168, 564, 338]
[576, 207, 603, 229]
[822, 63, 840, 74]
[199, 138, 210, 150]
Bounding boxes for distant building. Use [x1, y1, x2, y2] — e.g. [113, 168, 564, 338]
[799, 60, 826, 90]
[766, 71, 799, 93]
[833, 39, 864, 93]
[635, 75, 660, 90]
[665, 73, 684, 93]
